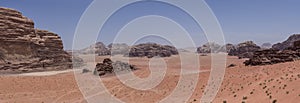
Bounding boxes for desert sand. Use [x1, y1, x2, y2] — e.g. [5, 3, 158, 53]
[0, 53, 299, 103]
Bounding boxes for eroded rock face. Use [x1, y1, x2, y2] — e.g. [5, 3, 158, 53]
[94, 58, 137, 76]
[272, 34, 300, 50]
[0, 7, 72, 73]
[127, 43, 178, 58]
[244, 41, 300, 66]
[228, 41, 261, 58]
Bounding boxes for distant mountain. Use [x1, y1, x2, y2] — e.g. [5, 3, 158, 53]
[197, 42, 221, 53]
[261, 43, 272, 49]
[272, 34, 300, 50]
[78, 42, 110, 55]
[107, 43, 130, 55]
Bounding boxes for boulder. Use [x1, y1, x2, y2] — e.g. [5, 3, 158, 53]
[94, 58, 137, 76]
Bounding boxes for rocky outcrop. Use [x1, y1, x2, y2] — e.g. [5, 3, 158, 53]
[272, 34, 300, 50]
[127, 43, 178, 58]
[79, 42, 110, 56]
[261, 43, 272, 49]
[244, 40, 300, 66]
[107, 43, 130, 55]
[197, 42, 221, 53]
[228, 41, 261, 58]
[0, 7, 72, 73]
[94, 58, 137, 76]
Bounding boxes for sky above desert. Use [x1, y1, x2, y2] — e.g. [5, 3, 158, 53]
[1, 0, 300, 49]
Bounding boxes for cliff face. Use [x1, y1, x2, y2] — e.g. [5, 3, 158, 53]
[0, 7, 71, 73]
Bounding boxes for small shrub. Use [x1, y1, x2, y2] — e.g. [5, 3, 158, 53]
[242, 96, 247, 100]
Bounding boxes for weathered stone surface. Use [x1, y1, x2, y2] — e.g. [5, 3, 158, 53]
[0, 7, 72, 73]
[245, 40, 300, 66]
[94, 58, 137, 76]
[228, 41, 261, 58]
[78, 42, 110, 56]
[126, 43, 178, 58]
[272, 34, 300, 50]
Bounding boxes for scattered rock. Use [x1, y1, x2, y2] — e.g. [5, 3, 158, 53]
[82, 68, 90, 73]
[126, 43, 178, 58]
[227, 64, 237, 68]
[94, 58, 137, 76]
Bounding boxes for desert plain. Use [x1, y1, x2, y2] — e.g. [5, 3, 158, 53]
[0, 53, 299, 103]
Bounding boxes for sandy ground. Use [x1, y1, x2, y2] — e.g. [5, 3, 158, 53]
[0, 53, 299, 103]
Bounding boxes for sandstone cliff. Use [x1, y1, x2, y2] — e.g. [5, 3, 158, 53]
[0, 7, 71, 73]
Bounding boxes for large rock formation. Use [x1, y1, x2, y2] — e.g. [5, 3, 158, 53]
[228, 41, 261, 58]
[127, 43, 178, 58]
[94, 58, 137, 76]
[244, 40, 300, 66]
[219, 43, 236, 53]
[272, 34, 300, 50]
[197, 42, 221, 53]
[0, 7, 72, 73]
[79, 42, 110, 56]
[107, 43, 130, 55]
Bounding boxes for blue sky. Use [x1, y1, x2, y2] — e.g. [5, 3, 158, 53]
[1, 0, 300, 50]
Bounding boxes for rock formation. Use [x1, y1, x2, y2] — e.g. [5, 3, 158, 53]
[228, 41, 261, 58]
[0, 7, 72, 73]
[127, 43, 178, 58]
[107, 43, 130, 55]
[219, 43, 236, 53]
[197, 42, 221, 53]
[79, 42, 110, 56]
[244, 40, 300, 66]
[272, 34, 300, 50]
[94, 58, 137, 76]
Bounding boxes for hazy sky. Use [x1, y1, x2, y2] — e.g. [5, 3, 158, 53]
[1, 0, 300, 49]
